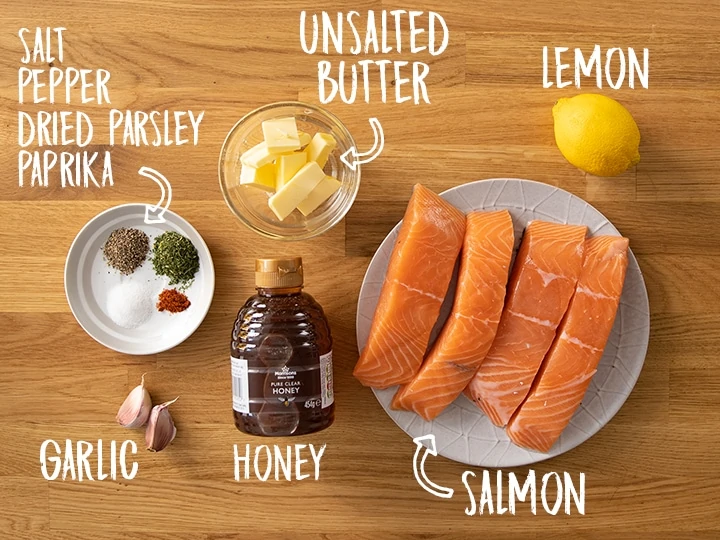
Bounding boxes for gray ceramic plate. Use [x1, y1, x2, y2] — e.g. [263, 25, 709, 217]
[356, 179, 650, 467]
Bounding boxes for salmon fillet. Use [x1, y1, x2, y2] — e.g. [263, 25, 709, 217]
[354, 184, 466, 388]
[391, 210, 514, 420]
[464, 220, 587, 426]
[506, 235, 629, 452]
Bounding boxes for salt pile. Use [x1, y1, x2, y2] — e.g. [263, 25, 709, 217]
[106, 281, 154, 329]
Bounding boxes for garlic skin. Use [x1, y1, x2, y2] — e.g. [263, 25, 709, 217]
[116, 374, 152, 428]
[145, 397, 179, 452]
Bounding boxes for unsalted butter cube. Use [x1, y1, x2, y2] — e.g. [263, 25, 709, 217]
[305, 132, 337, 169]
[298, 131, 312, 147]
[276, 152, 307, 192]
[240, 163, 275, 192]
[297, 175, 342, 216]
[241, 141, 277, 168]
[268, 162, 325, 221]
[262, 117, 301, 153]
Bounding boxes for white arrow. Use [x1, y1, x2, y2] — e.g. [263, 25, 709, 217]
[412, 434, 454, 499]
[139, 166, 172, 224]
[340, 117, 384, 171]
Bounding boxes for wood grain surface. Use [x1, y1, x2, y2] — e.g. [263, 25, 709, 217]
[1, 0, 720, 538]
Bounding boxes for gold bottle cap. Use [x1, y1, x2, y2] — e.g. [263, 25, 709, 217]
[255, 257, 304, 288]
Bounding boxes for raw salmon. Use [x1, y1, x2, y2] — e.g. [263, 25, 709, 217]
[354, 184, 466, 388]
[391, 210, 514, 420]
[465, 220, 587, 426]
[506, 235, 629, 452]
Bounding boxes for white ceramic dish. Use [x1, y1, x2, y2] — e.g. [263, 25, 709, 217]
[356, 179, 650, 467]
[65, 204, 215, 355]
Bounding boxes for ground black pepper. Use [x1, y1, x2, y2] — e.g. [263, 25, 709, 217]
[102, 227, 150, 275]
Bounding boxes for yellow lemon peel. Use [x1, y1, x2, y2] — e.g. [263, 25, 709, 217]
[552, 94, 640, 177]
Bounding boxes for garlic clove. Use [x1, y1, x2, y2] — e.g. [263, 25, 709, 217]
[145, 397, 179, 452]
[116, 374, 152, 428]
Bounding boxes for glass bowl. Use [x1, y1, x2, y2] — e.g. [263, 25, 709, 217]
[219, 102, 360, 241]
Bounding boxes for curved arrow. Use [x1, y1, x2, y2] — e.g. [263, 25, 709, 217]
[340, 117, 384, 171]
[412, 434, 454, 499]
[139, 166, 172, 224]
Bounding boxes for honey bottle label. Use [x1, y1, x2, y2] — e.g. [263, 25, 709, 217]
[231, 357, 250, 414]
[319, 351, 334, 408]
[230, 352, 334, 414]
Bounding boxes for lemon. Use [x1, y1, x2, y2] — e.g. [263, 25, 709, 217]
[552, 94, 640, 177]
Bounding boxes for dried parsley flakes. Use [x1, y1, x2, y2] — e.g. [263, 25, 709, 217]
[151, 231, 199, 290]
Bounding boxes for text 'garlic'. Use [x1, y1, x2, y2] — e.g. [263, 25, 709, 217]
[145, 397, 179, 452]
[116, 374, 152, 428]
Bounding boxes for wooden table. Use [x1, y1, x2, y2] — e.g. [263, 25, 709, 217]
[1, 0, 719, 537]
